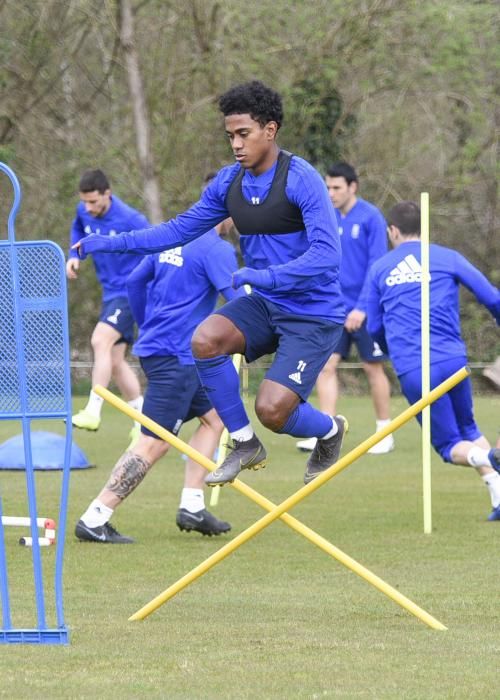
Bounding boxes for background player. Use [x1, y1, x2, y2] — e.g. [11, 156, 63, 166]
[297, 162, 394, 455]
[75, 215, 242, 542]
[67, 169, 147, 444]
[366, 200, 500, 520]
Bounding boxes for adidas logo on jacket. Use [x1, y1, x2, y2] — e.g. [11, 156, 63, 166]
[385, 254, 430, 286]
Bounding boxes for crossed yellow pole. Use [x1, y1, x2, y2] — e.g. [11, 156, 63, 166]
[95, 365, 469, 630]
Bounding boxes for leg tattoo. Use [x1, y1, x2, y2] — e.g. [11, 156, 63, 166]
[105, 451, 152, 501]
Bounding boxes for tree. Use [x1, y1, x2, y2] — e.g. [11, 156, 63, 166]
[0, 0, 497, 360]
[118, 0, 162, 223]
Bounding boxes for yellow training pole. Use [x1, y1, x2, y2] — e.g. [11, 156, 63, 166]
[421, 192, 432, 534]
[96, 385, 447, 630]
[94, 385, 452, 630]
[210, 353, 243, 507]
[107, 365, 468, 627]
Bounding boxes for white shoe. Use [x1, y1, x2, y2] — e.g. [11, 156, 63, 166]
[296, 437, 317, 452]
[368, 433, 395, 455]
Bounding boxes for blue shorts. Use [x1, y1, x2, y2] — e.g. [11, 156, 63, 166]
[139, 356, 213, 439]
[99, 297, 135, 345]
[334, 320, 388, 362]
[398, 356, 480, 463]
[215, 293, 343, 401]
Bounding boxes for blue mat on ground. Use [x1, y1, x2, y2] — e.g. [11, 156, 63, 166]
[0, 431, 92, 470]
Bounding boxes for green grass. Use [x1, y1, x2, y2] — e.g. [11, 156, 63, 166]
[0, 392, 499, 698]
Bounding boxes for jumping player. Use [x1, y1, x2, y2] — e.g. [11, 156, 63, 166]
[73, 80, 348, 487]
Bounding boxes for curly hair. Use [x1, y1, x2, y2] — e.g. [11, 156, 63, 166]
[218, 80, 283, 129]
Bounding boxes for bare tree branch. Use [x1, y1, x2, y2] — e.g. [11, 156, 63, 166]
[118, 0, 162, 223]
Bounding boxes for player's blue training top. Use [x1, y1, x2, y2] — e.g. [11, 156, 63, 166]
[69, 195, 148, 301]
[335, 197, 388, 313]
[104, 153, 345, 322]
[366, 241, 500, 376]
[128, 228, 243, 364]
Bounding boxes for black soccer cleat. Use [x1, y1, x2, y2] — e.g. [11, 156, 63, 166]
[75, 519, 134, 544]
[205, 434, 267, 486]
[176, 508, 232, 537]
[304, 415, 348, 485]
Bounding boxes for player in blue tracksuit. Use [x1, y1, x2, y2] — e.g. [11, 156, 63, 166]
[366, 200, 500, 520]
[74, 81, 349, 487]
[67, 169, 148, 439]
[297, 162, 394, 455]
[75, 223, 243, 542]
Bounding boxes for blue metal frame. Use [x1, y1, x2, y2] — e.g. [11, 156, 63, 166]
[0, 162, 72, 645]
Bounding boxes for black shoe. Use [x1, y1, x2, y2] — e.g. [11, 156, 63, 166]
[176, 508, 232, 536]
[304, 415, 348, 485]
[75, 519, 134, 544]
[205, 434, 267, 486]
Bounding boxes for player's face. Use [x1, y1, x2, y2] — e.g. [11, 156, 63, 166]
[224, 114, 278, 176]
[325, 176, 357, 213]
[80, 189, 112, 218]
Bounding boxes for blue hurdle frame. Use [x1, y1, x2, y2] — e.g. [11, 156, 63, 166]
[0, 163, 73, 644]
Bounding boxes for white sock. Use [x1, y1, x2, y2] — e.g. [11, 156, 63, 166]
[84, 390, 104, 418]
[482, 472, 500, 508]
[128, 396, 144, 428]
[376, 419, 391, 431]
[467, 446, 492, 468]
[321, 416, 339, 440]
[180, 488, 205, 513]
[230, 424, 254, 442]
[80, 499, 113, 528]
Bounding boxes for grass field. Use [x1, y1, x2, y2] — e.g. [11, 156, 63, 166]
[0, 390, 499, 699]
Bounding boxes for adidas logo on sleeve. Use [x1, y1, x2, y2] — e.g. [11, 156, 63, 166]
[385, 254, 430, 286]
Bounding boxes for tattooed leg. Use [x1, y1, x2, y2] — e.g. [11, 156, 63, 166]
[104, 451, 153, 502]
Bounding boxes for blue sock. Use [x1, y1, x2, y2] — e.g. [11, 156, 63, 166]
[195, 355, 250, 432]
[278, 402, 333, 438]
